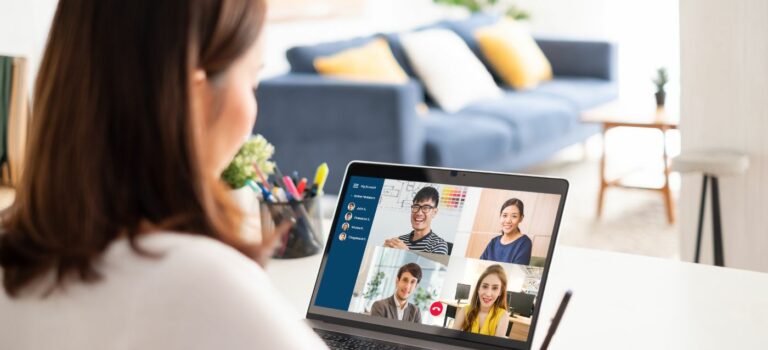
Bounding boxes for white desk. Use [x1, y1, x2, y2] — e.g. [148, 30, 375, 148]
[266, 246, 768, 349]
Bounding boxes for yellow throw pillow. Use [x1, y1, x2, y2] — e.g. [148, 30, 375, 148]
[313, 38, 408, 83]
[475, 19, 553, 90]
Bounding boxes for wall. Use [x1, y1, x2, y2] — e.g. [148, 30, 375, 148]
[261, 0, 454, 77]
[1, 0, 679, 98]
[516, 0, 680, 98]
[678, 0, 768, 271]
[0, 0, 57, 88]
[264, 0, 680, 98]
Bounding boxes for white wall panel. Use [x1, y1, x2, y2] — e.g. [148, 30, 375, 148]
[679, 0, 768, 271]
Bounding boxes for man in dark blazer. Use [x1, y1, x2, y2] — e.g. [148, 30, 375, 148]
[370, 263, 423, 323]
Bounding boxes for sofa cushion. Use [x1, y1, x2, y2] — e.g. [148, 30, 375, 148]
[475, 18, 553, 90]
[400, 29, 502, 113]
[461, 92, 576, 152]
[287, 36, 379, 74]
[313, 38, 408, 83]
[530, 77, 619, 110]
[422, 110, 514, 167]
[382, 33, 417, 77]
[441, 13, 503, 80]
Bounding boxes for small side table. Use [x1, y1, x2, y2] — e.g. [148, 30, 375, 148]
[582, 101, 679, 224]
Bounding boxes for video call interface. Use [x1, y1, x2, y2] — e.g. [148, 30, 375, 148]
[314, 176, 561, 342]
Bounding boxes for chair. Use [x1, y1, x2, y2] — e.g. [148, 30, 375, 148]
[671, 150, 749, 266]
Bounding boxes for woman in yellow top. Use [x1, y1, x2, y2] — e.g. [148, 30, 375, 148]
[452, 264, 510, 337]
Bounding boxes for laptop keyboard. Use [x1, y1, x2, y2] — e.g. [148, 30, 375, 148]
[314, 328, 431, 350]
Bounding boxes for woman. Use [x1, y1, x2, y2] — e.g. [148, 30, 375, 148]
[452, 264, 510, 337]
[479, 198, 532, 265]
[0, 1, 326, 349]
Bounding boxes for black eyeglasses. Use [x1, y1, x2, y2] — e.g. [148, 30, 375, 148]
[410, 204, 435, 213]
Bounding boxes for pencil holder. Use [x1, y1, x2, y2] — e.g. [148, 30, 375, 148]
[260, 196, 323, 259]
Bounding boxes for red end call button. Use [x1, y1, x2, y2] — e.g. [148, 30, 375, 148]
[430, 301, 444, 316]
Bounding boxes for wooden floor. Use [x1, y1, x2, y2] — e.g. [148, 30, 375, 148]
[524, 133, 681, 260]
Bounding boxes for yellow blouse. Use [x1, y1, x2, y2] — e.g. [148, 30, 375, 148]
[464, 305, 506, 336]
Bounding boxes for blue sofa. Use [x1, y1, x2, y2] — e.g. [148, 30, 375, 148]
[254, 15, 618, 193]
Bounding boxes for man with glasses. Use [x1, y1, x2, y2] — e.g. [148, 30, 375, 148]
[384, 186, 449, 255]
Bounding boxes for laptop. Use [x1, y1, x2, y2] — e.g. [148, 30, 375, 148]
[307, 161, 568, 350]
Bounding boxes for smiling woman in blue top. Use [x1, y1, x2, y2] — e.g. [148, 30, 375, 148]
[480, 198, 532, 265]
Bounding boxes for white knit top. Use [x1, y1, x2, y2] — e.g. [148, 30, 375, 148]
[0, 232, 327, 350]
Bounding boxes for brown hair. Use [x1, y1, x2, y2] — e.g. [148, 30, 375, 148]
[462, 264, 508, 332]
[500, 198, 524, 216]
[0, 0, 267, 297]
[396, 263, 422, 283]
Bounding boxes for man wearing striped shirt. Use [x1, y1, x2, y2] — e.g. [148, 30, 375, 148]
[384, 186, 450, 255]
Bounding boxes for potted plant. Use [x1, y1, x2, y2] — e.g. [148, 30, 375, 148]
[653, 67, 668, 107]
[432, 0, 531, 20]
[221, 134, 276, 242]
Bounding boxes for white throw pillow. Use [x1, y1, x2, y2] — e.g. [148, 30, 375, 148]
[400, 29, 502, 112]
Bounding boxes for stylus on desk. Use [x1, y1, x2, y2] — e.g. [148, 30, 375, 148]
[540, 290, 572, 350]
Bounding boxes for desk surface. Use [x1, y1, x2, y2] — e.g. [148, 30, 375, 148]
[266, 245, 768, 349]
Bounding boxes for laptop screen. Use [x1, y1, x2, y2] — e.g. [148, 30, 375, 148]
[308, 163, 567, 349]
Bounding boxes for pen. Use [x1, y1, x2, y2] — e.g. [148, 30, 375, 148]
[252, 164, 271, 191]
[312, 162, 329, 196]
[245, 179, 260, 193]
[274, 165, 288, 191]
[271, 187, 283, 202]
[282, 176, 301, 200]
[296, 177, 308, 196]
[254, 181, 274, 203]
[276, 188, 288, 202]
[540, 290, 572, 350]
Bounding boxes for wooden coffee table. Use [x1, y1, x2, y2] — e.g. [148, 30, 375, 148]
[581, 101, 679, 224]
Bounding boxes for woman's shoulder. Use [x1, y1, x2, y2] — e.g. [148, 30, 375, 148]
[136, 231, 250, 262]
[108, 232, 326, 349]
[126, 231, 265, 285]
[494, 307, 510, 322]
[487, 234, 502, 245]
[96, 231, 270, 304]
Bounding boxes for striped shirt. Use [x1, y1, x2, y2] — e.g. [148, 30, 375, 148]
[398, 230, 449, 255]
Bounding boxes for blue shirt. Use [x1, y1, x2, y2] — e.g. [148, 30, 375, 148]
[479, 234, 532, 265]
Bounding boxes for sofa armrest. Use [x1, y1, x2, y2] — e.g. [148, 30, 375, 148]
[253, 74, 425, 193]
[535, 38, 618, 81]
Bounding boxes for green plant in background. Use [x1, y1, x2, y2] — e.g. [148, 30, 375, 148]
[362, 271, 386, 312]
[653, 67, 669, 95]
[505, 4, 529, 21]
[220, 134, 276, 189]
[363, 271, 386, 301]
[413, 286, 438, 313]
[432, 0, 531, 20]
